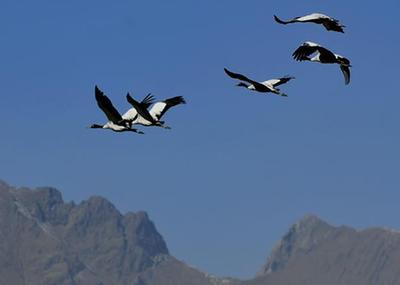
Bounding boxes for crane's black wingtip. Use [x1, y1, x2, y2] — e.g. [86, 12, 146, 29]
[273, 15, 286, 24]
[224, 67, 235, 77]
[166, 96, 186, 106]
[173, 96, 187, 105]
[178, 96, 187, 104]
[94, 86, 103, 98]
[126, 93, 134, 102]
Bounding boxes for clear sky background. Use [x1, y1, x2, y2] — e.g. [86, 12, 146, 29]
[1, 0, 400, 279]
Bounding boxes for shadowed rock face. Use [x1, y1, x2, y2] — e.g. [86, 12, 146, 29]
[1, 180, 400, 285]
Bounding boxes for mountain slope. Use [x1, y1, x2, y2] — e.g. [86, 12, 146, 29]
[246, 215, 400, 285]
[1, 180, 400, 285]
[0, 181, 213, 285]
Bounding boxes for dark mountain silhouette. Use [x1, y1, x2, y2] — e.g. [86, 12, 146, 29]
[1, 180, 399, 285]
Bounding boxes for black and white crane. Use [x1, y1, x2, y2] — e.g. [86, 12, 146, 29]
[125, 93, 186, 129]
[89, 86, 144, 134]
[274, 13, 345, 33]
[224, 68, 294, 97]
[292, 42, 351, 85]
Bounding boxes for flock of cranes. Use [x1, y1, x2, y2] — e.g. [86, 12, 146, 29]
[90, 86, 186, 134]
[91, 13, 351, 134]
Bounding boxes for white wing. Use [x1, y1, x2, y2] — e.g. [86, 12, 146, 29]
[134, 115, 152, 126]
[304, 41, 321, 47]
[149, 102, 167, 120]
[149, 97, 185, 120]
[261, 76, 295, 88]
[296, 13, 330, 22]
[121, 108, 138, 121]
[261, 79, 280, 86]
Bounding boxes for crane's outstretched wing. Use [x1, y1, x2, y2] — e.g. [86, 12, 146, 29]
[340, 65, 351, 85]
[224, 68, 272, 92]
[292, 42, 320, 61]
[122, 93, 155, 121]
[150, 96, 186, 121]
[126, 93, 156, 124]
[292, 42, 335, 61]
[95, 86, 123, 123]
[264, 76, 295, 88]
[275, 13, 327, 25]
[322, 19, 345, 33]
[275, 13, 345, 33]
[224, 68, 256, 83]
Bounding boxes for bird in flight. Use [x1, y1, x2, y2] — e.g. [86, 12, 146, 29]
[224, 68, 294, 97]
[89, 86, 144, 134]
[125, 93, 186, 129]
[292, 42, 351, 85]
[274, 13, 345, 33]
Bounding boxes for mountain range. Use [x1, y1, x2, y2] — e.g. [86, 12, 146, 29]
[0, 180, 399, 285]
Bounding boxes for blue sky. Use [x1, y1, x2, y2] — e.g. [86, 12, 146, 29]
[1, 0, 400, 279]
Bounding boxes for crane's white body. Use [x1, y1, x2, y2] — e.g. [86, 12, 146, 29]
[103, 121, 131, 132]
[123, 97, 185, 128]
[247, 81, 280, 93]
[122, 104, 161, 126]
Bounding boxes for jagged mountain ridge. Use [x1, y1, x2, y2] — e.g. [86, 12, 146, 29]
[1, 180, 400, 285]
[0, 181, 221, 285]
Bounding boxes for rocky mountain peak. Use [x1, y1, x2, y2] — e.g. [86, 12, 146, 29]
[34, 187, 64, 207]
[257, 214, 335, 276]
[0, 181, 172, 285]
[296, 214, 326, 228]
[0, 180, 9, 189]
